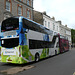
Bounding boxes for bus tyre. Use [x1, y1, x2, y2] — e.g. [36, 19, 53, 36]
[35, 53, 40, 62]
[55, 50, 57, 55]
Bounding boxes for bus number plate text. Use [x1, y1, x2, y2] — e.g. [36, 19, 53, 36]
[3, 50, 16, 55]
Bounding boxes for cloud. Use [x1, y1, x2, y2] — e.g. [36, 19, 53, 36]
[33, 0, 75, 29]
[33, 0, 45, 12]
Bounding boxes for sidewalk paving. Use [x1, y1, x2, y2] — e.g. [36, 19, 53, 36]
[71, 48, 75, 50]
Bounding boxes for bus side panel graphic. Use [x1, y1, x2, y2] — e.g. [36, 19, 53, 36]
[40, 48, 49, 59]
[1, 46, 20, 63]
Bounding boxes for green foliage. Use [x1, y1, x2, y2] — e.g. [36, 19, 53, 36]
[71, 29, 75, 44]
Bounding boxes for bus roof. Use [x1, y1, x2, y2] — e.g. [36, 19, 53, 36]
[22, 17, 53, 35]
[1, 16, 53, 35]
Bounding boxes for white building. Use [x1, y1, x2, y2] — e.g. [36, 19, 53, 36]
[43, 13, 60, 35]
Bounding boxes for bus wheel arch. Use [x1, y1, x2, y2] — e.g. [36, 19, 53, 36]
[55, 50, 57, 55]
[35, 53, 40, 62]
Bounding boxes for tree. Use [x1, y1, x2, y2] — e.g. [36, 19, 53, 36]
[71, 29, 75, 44]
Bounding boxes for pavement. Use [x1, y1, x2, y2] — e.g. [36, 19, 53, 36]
[0, 65, 34, 75]
[71, 48, 75, 50]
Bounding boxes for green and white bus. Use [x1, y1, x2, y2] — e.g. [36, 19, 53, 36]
[0, 16, 60, 64]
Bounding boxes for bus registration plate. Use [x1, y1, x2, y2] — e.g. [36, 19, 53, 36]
[3, 50, 16, 55]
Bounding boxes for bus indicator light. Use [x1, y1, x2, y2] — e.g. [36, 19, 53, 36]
[19, 47, 21, 57]
[0, 48, 1, 56]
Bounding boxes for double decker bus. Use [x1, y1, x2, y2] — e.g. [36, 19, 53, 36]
[59, 35, 69, 53]
[0, 16, 69, 64]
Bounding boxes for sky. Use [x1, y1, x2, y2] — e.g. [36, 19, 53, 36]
[33, 0, 75, 29]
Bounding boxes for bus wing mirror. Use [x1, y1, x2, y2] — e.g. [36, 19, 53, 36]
[23, 28, 29, 33]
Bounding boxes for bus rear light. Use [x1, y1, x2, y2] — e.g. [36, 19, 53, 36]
[19, 54, 21, 57]
[2, 30, 5, 32]
[0, 48, 1, 56]
[19, 47, 21, 57]
[14, 28, 18, 30]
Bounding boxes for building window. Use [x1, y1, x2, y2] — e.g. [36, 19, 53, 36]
[6, 1, 10, 11]
[45, 21, 47, 27]
[43, 19, 45, 25]
[48, 22, 50, 29]
[19, 0, 22, 1]
[18, 0, 23, 2]
[5, 0, 11, 12]
[18, 6, 22, 15]
[27, 9, 31, 18]
[27, 0, 30, 5]
[17, 5, 23, 16]
[57, 26, 58, 31]
[65, 31, 66, 34]
[53, 23, 55, 30]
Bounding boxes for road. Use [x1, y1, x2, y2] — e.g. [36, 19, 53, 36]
[0, 49, 75, 75]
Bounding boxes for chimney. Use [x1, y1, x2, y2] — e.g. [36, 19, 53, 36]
[58, 21, 62, 25]
[52, 16, 55, 20]
[65, 25, 67, 27]
[43, 11, 46, 15]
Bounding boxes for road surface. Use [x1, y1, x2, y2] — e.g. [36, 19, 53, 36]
[0, 49, 75, 75]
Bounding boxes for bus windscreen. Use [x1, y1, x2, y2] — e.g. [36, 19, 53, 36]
[1, 17, 19, 32]
[1, 37, 19, 48]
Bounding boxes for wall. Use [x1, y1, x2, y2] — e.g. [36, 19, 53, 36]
[33, 10, 43, 25]
[0, 0, 33, 24]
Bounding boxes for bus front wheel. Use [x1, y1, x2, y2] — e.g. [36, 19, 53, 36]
[35, 53, 40, 62]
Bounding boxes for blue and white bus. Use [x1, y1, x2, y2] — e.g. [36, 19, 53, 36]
[0, 16, 61, 64]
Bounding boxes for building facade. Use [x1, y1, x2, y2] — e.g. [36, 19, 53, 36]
[43, 14, 60, 35]
[59, 24, 71, 46]
[33, 10, 43, 25]
[33, 10, 71, 46]
[0, 0, 33, 24]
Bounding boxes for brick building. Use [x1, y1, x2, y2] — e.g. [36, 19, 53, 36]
[33, 10, 43, 25]
[0, 0, 33, 25]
